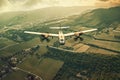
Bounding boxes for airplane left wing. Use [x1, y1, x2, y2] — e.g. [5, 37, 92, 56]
[24, 31, 59, 37]
[64, 29, 97, 37]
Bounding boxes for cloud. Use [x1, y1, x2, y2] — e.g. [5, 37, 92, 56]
[0, 0, 10, 7]
[96, 0, 120, 7]
[0, 0, 13, 12]
[23, 0, 97, 9]
[5, 0, 98, 11]
[1, 0, 120, 12]
[23, 0, 42, 6]
[99, 0, 108, 1]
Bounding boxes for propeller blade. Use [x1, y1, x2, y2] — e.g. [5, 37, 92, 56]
[74, 37, 79, 41]
[40, 35, 45, 42]
[40, 38, 44, 42]
[39, 35, 50, 42]
[74, 36, 84, 41]
[46, 38, 50, 42]
[52, 36, 53, 39]
[79, 37, 84, 41]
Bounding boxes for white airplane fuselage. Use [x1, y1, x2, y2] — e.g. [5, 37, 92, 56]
[58, 31, 65, 45]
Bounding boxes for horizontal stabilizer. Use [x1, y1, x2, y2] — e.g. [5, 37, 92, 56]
[49, 26, 70, 29]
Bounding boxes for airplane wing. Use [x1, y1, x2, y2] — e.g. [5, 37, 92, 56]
[24, 31, 59, 37]
[64, 29, 97, 37]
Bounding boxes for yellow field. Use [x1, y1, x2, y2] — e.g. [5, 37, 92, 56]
[76, 45, 90, 52]
[87, 47, 118, 55]
[64, 34, 120, 55]
[73, 43, 84, 50]
[87, 39, 120, 52]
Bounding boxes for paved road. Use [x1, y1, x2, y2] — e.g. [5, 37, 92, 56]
[15, 67, 43, 80]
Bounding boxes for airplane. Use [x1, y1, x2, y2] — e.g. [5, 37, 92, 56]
[24, 27, 97, 45]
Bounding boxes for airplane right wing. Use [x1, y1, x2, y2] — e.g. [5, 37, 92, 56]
[64, 29, 97, 37]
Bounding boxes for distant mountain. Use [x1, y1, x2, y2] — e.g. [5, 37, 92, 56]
[72, 6, 120, 29]
[0, 6, 95, 26]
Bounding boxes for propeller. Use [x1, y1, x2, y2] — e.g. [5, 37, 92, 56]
[74, 36, 84, 41]
[74, 32, 84, 41]
[79, 37, 84, 41]
[40, 35, 50, 42]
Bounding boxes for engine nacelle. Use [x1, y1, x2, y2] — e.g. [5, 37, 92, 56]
[74, 32, 83, 37]
[44, 34, 49, 38]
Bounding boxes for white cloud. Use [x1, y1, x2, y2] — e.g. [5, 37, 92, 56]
[1, 0, 119, 12]
[0, 0, 97, 12]
[96, 0, 120, 7]
[22, 0, 98, 10]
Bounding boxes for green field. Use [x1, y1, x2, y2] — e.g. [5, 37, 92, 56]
[0, 38, 16, 49]
[3, 71, 27, 80]
[0, 38, 40, 56]
[0, 36, 63, 80]
[18, 56, 63, 80]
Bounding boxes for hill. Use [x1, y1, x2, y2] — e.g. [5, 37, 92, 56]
[70, 6, 120, 30]
[0, 6, 95, 26]
[1, 6, 120, 42]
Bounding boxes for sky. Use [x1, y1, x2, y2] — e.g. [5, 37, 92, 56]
[0, 0, 120, 12]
